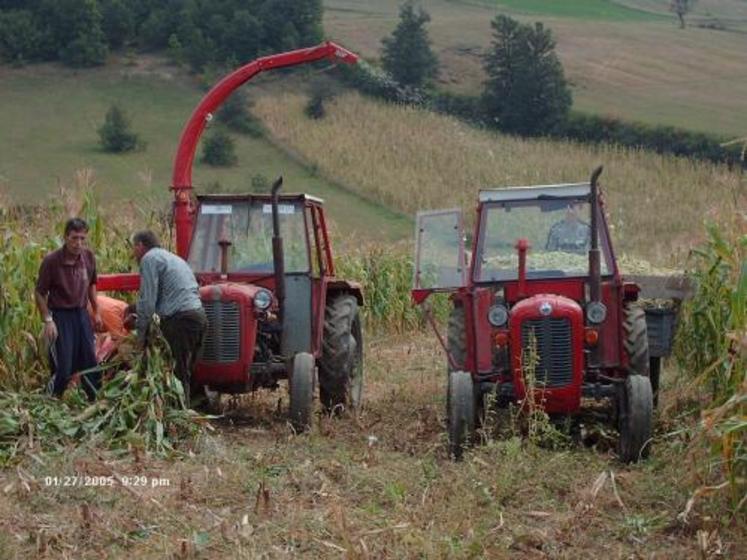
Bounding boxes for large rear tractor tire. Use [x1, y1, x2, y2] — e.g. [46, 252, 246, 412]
[617, 375, 653, 463]
[447, 370, 476, 460]
[619, 305, 653, 461]
[289, 352, 315, 433]
[447, 305, 467, 372]
[624, 305, 650, 377]
[319, 295, 364, 414]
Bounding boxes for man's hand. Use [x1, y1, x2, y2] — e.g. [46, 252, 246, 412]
[124, 313, 137, 331]
[43, 320, 58, 344]
[93, 311, 104, 332]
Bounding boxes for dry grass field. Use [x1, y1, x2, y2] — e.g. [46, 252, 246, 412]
[3, 333, 741, 559]
[323, 0, 747, 136]
[253, 91, 745, 264]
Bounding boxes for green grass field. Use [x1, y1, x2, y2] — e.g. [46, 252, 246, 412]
[0, 58, 410, 241]
[491, 0, 664, 20]
[324, 0, 747, 137]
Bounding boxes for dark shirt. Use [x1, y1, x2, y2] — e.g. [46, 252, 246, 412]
[36, 247, 97, 309]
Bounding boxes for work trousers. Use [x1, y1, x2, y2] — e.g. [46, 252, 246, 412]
[48, 307, 100, 401]
[160, 309, 207, 406]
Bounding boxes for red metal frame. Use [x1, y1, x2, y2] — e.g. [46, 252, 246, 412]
[173, 42, 358, 259]
[99, 42, 357, 292]
[509, 295, 585, 413]
[414, 185, 637, 413]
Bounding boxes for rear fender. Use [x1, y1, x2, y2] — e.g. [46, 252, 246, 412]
[326, 279, 364, 306]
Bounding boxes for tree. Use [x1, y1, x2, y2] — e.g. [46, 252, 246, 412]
[100, 0, 135, 49]
[670, 0, 697, 29]
[98, 105, 140, 153]
[223, 10, 260, 63]
[0, 10, 42, 63]
[380, 1, 438, 89]
[36, 0, 108, 65]
[201, 129, 237, 166]
[216, 90, 264, 137]
[482, 15, 571, 135]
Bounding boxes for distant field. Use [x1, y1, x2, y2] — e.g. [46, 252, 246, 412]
[488, 0, 664, 20]
[254, 91, 744, 264]
[0, 60, 410, 241]
[324, 0, 747, 137]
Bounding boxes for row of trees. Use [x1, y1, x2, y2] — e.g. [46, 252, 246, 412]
[379, 3, 571, 136]
[368, 3, 738, 164]
[0, 0, 322, 69]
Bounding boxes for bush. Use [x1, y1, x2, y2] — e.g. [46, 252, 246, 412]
[216, 90, 263, 137]
[0, 9, 42, 63]
[555, 112, 744, 166]
[97, 105, 140, 153]
[304, 79, 337, 120]
[201, 129, 238, 167]
[250, 173, 270, 192]
[60, 29, 108, 67]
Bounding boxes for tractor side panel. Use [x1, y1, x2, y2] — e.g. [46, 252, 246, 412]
[599, 282, 624, 369]
[281, 274, 313, 356]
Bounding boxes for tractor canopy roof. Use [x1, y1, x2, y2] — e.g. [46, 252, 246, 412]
[197, 193, 324, 205]
[479, 182, 590, 204]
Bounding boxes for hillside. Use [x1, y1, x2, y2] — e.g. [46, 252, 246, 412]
[253, 91, 744, 264]
[0, 58, 410, 241]
[323, 0, 747, 137]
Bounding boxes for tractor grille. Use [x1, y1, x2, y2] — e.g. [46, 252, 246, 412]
[520, 317, 573, 387]
[201, 300, 241, 363]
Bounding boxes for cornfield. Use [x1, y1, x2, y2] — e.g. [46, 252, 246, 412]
[254, 91, 746, 264]
[675, 212, 746, 512]
[0, 185, 164, 391]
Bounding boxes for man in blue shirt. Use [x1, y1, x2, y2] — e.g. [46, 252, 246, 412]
[127, 230, 207, 406]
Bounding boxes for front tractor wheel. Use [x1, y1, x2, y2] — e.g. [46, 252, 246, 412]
[617, 375, 653, 463]
[447, 370, 476, 460]
[319, 295, 364, 414]
[289, 352, 316, 432]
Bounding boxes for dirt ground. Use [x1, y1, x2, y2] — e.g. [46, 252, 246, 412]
[0, 333, 743, 559]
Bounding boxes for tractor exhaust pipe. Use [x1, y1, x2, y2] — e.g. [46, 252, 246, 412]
[271, 176, 285, 323]
[589, 165, 604, 303]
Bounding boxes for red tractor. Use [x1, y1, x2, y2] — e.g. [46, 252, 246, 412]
[412, 168, 654, 462]
[98, 42, 364, 430]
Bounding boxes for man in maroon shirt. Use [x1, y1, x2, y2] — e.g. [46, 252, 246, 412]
[35, 218, 103, 400]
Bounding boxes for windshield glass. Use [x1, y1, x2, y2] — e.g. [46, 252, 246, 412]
[475, 199, 611, 282]
[188, 200, 309, 273]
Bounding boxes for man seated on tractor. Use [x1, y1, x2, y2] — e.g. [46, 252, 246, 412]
[546, 202, 591, 254]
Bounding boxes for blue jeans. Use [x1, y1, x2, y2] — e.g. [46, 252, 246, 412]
[48, 308, 99, 400]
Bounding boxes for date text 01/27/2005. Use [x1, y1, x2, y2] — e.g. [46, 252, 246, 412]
[43, 475, 171, 488]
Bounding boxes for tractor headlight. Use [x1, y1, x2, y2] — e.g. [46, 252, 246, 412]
[487, 304, 509, 327]
[253, 289, 273, 311]
[586, 301, 607, 324]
